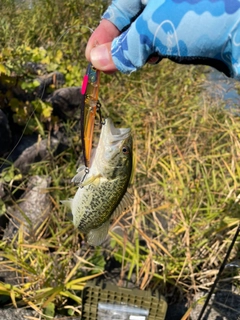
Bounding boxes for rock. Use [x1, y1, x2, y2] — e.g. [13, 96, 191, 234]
[0, 68, 65, 103]
[3, 175, 52, 240]
[0, 109, 12, 157]
[36, 71, 65, 98]
[46, 86, 82, 119]
[0, 308, 37, 320]
[23, 61, 46, 75]
[10, 134, 39, 163]
[14, 137, 60, 174]
[0, 176, 52, 286]
[0, 308, 80, 319]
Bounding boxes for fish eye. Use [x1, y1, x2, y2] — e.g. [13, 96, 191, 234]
[122, 146, 129, 154]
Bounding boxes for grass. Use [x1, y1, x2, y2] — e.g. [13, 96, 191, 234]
[0, 0, 239, 318]
[108, 65, 240, 292]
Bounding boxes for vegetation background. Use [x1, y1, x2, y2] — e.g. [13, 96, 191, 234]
[0, 0, 239, 318]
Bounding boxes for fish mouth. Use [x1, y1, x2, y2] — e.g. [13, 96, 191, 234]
[104, 118, 131, 142]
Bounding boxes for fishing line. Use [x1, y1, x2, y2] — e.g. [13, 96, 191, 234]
[0, 24, 94, 171]
[197, 223, 240, 320]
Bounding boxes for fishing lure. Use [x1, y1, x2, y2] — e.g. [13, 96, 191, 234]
[80, 63, 101, 169]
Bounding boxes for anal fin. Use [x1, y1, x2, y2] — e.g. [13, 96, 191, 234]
[87, 220, 110, 246]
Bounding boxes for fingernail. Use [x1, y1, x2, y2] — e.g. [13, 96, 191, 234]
[90, 45, 110, 67]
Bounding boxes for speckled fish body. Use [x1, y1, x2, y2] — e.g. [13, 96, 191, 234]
[63, 118, 132, 246]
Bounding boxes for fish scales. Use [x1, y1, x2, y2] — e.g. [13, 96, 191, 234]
[76, 176, 129, 232]
[62, 118, 132, 246]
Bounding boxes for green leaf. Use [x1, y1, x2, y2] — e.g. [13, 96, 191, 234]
[0, 200, 6, 216]
[43, 302, 55, 320]
[0, 64, 8, 75]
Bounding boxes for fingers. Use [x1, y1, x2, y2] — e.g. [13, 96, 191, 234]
[85, 19, 120, 72]
[90, 42, 117, 72]
[85, 18, 159, 73]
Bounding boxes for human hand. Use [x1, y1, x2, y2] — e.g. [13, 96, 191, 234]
[86, 0, 240, 79]
[85, 19, 120, 73]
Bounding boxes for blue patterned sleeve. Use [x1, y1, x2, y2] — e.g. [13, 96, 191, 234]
[103, 0, 240, 80]
[102, 0, 145, 32]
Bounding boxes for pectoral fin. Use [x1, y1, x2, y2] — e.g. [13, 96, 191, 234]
[87, 220, 110, 246]
[60, 199, 73, 210]
[81, 174, 102, 187]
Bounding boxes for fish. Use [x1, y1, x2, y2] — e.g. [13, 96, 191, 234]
[62, 118, 133, 246]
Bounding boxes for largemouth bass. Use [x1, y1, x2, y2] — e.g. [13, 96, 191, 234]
[62, 118, 132, 246]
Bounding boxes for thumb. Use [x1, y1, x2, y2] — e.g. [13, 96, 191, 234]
[90, 21, 157, 74]
[90, 42, 117, 72]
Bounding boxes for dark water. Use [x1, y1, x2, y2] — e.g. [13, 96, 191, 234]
[204, 68, 240, 109]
